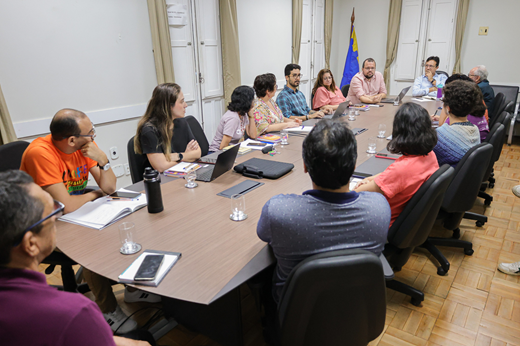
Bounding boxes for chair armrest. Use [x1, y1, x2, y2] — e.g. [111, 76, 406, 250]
[379, 253, 395, 280]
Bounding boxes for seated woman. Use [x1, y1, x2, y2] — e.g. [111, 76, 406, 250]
[251, 73, 300, 135]
[433, 74, 489, 141]
[355, 102, 439, 226]
[433, 80, 481, 167]
[134, 83, 201, 173]
[209, 86, 257, 152]
[312, 69, 346, 111]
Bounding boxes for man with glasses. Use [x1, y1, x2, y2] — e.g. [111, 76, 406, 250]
[20, 109, 144, 333]
[0, 170, 151, 346]
[412, 56, 447, 97]
[469, 65, 495, 114]
[277, 63, 327, 121]
[347, 58, 387, 104]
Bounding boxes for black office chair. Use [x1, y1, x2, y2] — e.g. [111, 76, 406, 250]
[492, 85, 520, 145]
[277, 249, 386, 346]
[490, 92, 505, 121]
[341, 84, 350, 98]
[0, 140, 29, 171]
[384, 165, 454, 306]
[437, 70, 449, 78]
[424, 143, 493, 275]
[185, 115, 209, 157]
[127, 136, 148, 184]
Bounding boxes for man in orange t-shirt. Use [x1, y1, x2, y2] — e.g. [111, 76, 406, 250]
[20, 109, 143, 334]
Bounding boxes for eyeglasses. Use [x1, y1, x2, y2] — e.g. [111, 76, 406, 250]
[76, 125, 96, 140]
[323, 76, 333, 81]
[363, 67, 376, 70]
[12, 200, 64, 247]
[291, 74, 303, 78]
[425, 64, 437, 68]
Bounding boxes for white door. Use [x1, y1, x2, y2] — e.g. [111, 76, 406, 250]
[311, 0, 325, 95]
[424, 0, 457, 73]
[299, 0, 312, 107]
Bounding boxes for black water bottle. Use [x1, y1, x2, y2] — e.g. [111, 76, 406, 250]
[143, 167, 164, 213]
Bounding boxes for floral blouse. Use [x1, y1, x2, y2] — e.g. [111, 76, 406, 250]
[252, 99, 284, 135]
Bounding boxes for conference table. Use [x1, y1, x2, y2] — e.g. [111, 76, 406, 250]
[56, 97, 442, 345]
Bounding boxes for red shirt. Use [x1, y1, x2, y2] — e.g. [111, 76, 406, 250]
[375, 151, 439, 226]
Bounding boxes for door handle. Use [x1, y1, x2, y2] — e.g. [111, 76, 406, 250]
[428, 39, 432, 41]
[187, 42, 192, 46]
[200, 41, 205, 45]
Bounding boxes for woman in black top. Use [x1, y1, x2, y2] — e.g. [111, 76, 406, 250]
[134, 83, 201, 172]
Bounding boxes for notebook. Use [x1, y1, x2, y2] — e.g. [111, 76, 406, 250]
[118, 250, 181, 287]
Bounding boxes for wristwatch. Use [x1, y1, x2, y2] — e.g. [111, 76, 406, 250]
[98, 161, 111, 171]
[178, 153, 184, 161]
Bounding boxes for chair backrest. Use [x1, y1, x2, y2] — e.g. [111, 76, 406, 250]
[437, 70, 449, 78]
[490, 85, 519, 109]
[442, 143, 493, 213]
[185, 115, 209, 156]
[490, 110, 507, 130]
[0, 141, 30, 172]
[127, 136, 148, 184]
[490, 92, 506, 120]
[502, 112, 512, 133]
[387, 165, 454, 249]
[341, 84, 350, 98]
[277, 249, 386, 346]
[482, 123, 505, 182]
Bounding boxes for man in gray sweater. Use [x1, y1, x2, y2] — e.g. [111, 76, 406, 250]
[257, 119, 391, 303]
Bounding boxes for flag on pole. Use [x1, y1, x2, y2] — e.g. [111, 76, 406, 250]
[340, 25, 359, 89]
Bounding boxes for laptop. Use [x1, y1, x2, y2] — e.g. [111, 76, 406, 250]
[380, 86, 411, 104]
[198, 150, 223, 164]
[195, 144, 240, 182]
[303, 100, 349, 126]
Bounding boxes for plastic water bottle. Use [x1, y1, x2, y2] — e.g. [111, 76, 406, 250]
[437, 86, 443, 99]
[143, 167, 164, 213]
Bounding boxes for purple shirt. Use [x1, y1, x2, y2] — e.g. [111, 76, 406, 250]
[209, 110, 249, 152]
[0, 267, 116, 346]
[446, 114, 489, 142]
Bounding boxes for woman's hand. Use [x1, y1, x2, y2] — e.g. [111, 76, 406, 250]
[354, 178, 370, 190]
[185, 139, 199, 153]
[283, 121, 300, 129]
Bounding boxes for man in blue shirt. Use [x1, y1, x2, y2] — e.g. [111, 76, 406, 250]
[276, 64, 327, 121]
[412, 56, 447, 97]
[257, 120, 391, 303]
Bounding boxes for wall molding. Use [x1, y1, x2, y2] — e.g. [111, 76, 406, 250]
[14, 103, 147, 139]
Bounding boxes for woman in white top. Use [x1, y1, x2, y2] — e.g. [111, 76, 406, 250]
[251, 73, 300, 135]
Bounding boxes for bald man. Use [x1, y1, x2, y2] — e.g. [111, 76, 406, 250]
[20, 109, 149, 333]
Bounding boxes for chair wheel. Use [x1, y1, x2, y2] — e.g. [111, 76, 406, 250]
[45, 264, 56, 275]
[489, 183, 495, 189]
[410, 297, 423, 307]
[437, 267, 447, 276]
[476, 221, 485, 227]
[452, 229, 461, 239]
[464, 249, 474, 256]
[484, 199, 492, 206]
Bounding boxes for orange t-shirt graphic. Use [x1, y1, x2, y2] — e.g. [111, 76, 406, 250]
[20, 135, 98, 195]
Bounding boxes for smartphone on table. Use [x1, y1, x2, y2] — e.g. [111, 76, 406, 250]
[134, 254, 165, 281]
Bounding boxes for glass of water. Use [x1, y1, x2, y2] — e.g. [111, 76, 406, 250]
[348, 109, 356, 121]
[184, 170, 198, 188]
[119, 222, 142, 255]
[230, 194, 247, 221]
[377, 124, 386, 138]
[281, 129, 289, 146]
[367, 137, 377, 154]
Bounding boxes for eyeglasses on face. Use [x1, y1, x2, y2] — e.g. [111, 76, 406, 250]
[76, 125, 97, 140]
[291, 74, 303, 78]
[323, 76, 333, 81]
[12, 200, 64, 247]
[425, 64, 437, 68]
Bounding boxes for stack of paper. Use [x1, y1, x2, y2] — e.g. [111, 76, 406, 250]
[286, 126, 313, 133]
[165, 162, 200, 174]
[59, 189, 147, 230]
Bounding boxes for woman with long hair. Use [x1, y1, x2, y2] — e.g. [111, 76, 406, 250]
[134, 83, 201, 172]
[312, 69, 346, 111]
[355, 102, 439, 226]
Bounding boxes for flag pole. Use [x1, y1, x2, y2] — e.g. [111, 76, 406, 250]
[350, 8, 355, 37]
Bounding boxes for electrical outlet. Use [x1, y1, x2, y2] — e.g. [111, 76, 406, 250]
[112, 164, 124, 177]
[124, 163, 130, 176]
[110, 146, 119, 160]
[479, 26, 488, 36]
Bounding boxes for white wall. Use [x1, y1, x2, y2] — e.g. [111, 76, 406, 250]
[236, 0, 292, 86]
[461, 0, 520, 85]
[0, 0, 157, 188]
[330, 0, 389, 87]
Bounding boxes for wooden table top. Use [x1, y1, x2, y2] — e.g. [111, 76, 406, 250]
[56, 97, 442, 305]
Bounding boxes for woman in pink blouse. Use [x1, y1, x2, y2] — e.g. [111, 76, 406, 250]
[252, 73, 300, 135]
[312, 69, 347, 111]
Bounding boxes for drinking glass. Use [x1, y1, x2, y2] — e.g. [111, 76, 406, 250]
[377, 124, 386, 138]
[184, 170, 198, 188]
[367, 137, 377, 154]
[348, 109, 356, 121]
[281, 129, 289, 146]
[354, 109, 360, 116]
[119, 222, 142, 255]
[230, 194, 248, 221]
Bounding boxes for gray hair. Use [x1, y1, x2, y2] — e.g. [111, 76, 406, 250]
[475, 65, 488, 80]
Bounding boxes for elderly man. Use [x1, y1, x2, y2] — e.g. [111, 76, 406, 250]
[412, 56, 448, 97]
[469, 65, 495, 114]
[0, 170, 151, 346]
[347, 58, 387, 104]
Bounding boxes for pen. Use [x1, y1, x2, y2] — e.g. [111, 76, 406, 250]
[434, 107, 441, 116]
[301, 125, 304, 130]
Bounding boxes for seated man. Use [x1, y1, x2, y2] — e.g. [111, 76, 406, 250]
[276, 63, 327, 121]
[20, 109, 157, 333]
[469, 65, 495, 115]
[412, 56, 447, 97]
[257, 119, 391, 303]
[347, 58, 387, 104]
[0, 170, 150, 346]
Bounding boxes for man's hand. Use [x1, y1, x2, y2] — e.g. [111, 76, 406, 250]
[372, 94, 383, 103]
[185, 139, 199, 153]
[321, 106, 334, 115]
[81, 142, 108, 165]
[425, 70, 434, 82]
[310, 111, 325, 119]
